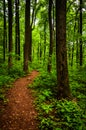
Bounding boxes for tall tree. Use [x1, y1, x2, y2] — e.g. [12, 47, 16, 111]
[47, 0, 53, 72]
[56, 0, 71, 99]
[29, 0, 37, 62]
[23, 0, 30, 73]
[79, 0, 83, 66]
[8, 0, 13, 69]
[43, 20, 47, 63]
[15, 0, 20, 60]
[3, 0, 7, 61]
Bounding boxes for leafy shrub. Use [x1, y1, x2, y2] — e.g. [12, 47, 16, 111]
[54, 100, 85, 130]
[0, 75, 14, 87]
[30, 71, 57, 96]
[37, 99, 85, 130]
[0, 62, 24, 102]
[8, 62, 25, 78]
[30, 71, 86, 130]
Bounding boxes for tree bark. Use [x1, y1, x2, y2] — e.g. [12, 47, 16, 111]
[43, 21, 46, 63]
[3, 0, 7, 61]
[28, 25, 32, 62]
[47, 0, 53, 72]
[23, 0, 30, 73]
[15, 0, 20, 60]
[8, 0, 13, 69]
[56, 0, 71, 99]
[80, 0, 83, 66]
[28, 0, 37, 62]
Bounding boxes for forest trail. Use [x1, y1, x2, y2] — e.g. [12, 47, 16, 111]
[0, 71, 39, 130]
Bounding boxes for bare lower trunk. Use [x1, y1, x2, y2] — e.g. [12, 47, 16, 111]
[23, 0, 30, 73]
[56, 0, 71, 99]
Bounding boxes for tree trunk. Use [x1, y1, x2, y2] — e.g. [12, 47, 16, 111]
[39, 33, 42, 61]
[71, 42, 74, 67]
[28, 0, 37, 62]
[3, 0, 7, 61]
[80, 0, 83, 66]
[76, 20, 80, 67]
[23, 0, 30, 73]
[47, 0, 53, 73]
[43, 21, 46, 63]
[15, 0, 20, 60]
[8, 0, 13, 69]
[56, 0, 71, 99]
[28, 25, 32, 62]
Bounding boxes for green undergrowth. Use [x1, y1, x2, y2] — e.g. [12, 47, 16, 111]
[69, 66, 86, 115]
[29, 69, 86, 130]
[0, 62, 25, 102]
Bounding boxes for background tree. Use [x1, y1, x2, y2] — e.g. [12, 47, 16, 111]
[79, 0, 83, 66]
[8, 0, 13, 69]
[47, 0, 54, 73]
[3, 0, 7, 62]
[29, 0, 37, 62]
[15, 0, 20, 60]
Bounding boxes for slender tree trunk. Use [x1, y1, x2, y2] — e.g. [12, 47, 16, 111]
[71, 21, 76, 67]
[76, 40, 79, 66]
[15, 0, 20, 60]
[68, 43, 71, 66]
[28, 0, 37, 62]
[71, 43, 74, 67]
[52, 0, 55, 49]
[76, 19, 80, 67]
[80, 0, 83, 66]
[17, 0, 20, 59]
[28, 25, 32, 62]
[8, 0, 13, 69]
[23, 0, 30, 73]
[44, 21, 46, 63]
[39, 33, 42, 60]
[3, 0, 7, 61]
[47, 0, 53, 72]
[56, 0, 71, 99]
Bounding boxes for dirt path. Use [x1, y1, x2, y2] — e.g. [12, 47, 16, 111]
[0, 71, 39, 130]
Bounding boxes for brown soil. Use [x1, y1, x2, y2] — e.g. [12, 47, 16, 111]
[0, 70, 39, 130]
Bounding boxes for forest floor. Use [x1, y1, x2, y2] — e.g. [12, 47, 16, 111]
[0, 70, 39, 130]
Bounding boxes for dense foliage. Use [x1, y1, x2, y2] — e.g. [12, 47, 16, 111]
[0, 0, 86, 129]
[0, 62, 24, 102]
[29, 69, 86, 130]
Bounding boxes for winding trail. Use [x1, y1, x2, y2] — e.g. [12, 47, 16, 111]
[0, 71, 39, 130]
